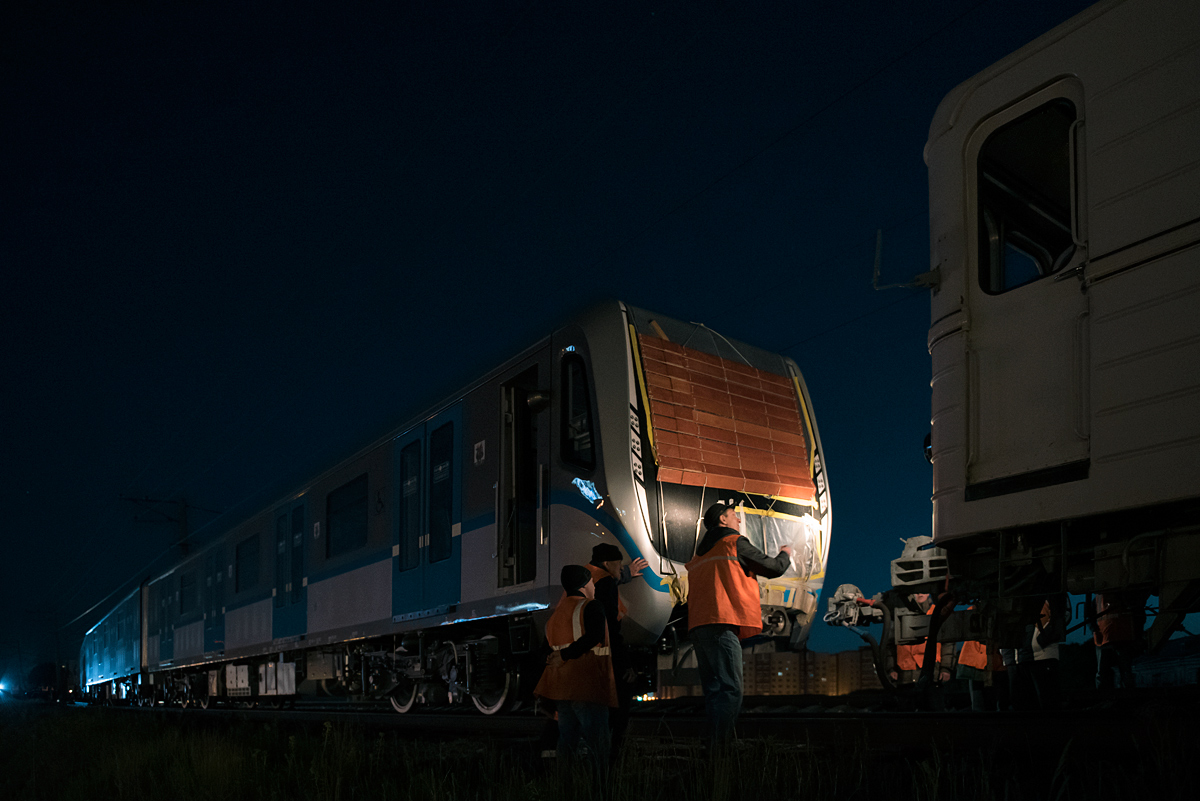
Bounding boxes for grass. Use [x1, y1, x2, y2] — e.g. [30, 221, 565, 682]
[1, 702, 1196, 801]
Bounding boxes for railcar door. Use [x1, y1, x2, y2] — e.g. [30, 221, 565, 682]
[203, 547, 228, 653]
[497, 356, 551, 588]
[964, 80, 1091, 499]
[392, 405, 463, 618]
[271, 501, 306, 640]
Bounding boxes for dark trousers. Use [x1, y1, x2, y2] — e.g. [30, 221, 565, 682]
[557, 700, 611, 773]
[691, 625, 743, 748]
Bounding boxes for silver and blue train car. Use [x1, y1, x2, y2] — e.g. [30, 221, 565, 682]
[81, 301, 830, 711]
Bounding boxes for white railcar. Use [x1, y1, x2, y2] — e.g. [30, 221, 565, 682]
[925, 0, 1200, 647]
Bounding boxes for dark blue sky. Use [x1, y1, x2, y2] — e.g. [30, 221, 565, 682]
[1, 0, 1096, 677]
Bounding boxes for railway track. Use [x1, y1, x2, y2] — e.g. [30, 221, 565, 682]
[76, 684, 1199, 755]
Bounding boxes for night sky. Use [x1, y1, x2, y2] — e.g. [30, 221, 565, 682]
[2, 0, 1098, 682]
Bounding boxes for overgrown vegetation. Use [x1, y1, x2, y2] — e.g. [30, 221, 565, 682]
[0, 702, 1194, 800]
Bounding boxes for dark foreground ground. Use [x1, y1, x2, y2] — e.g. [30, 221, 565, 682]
[2, 697, 1197, 801]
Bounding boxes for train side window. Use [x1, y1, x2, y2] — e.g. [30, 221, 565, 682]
[327, 473, 369, 558]
[398, 441, 422, 571]
[236, 533, 259, 593]
[977, 98, 1076, 294]
[561, 355, 596, 470]
[428, 423, 454, 564]
[180, 571, 197, 616]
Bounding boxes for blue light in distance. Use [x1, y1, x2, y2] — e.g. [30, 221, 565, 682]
[572, 478, 602, 504]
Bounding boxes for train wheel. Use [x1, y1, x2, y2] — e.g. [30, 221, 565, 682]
[390, 682, 417, 714]
[471, 668, 517, 715]
[198, 693, 212, 710]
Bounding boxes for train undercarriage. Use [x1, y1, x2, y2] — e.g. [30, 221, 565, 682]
[87, 615, 543, 715]
[825, 499, 1200, 692]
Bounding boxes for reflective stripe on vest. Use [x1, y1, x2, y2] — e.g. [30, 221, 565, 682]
[684, 533, 762, 638]
[547, 597, 610, 656]
[534, 594, 619, 707]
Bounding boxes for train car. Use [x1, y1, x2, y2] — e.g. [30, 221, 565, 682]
[922, 0, 1200, 648]
[82, 301, 831, 711]
[80, 587, 143, 703]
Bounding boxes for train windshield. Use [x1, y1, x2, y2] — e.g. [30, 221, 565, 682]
[740, 505, 825, 581]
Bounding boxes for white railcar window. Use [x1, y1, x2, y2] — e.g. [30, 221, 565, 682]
[977, 99, 1076, 294]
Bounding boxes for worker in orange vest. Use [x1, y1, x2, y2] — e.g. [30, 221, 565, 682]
[686, 502, 792, 748]
[956, 606, 1003, 711]
[587, 542, 648, 755]
[535, 565, 619, 770]
[888, 595, 953, 685]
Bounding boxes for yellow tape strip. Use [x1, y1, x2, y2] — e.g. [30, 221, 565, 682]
[741, 506, 810, 523]
[629, 325, 657, 460]
[792, 375, 816, 479]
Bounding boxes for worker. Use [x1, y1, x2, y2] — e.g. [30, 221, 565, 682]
[955, 606, 1001, 712]
[686, 502, 792, 749]
[1030, 597, 1068, 709]
[1093, 593, 1138, 691]
[888, 593, 953, 710]
[889, 594, 952, 684]
[534, 565, 619, 773]
[586, 542, 648, 756]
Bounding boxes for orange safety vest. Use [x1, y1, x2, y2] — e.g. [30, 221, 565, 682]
[896, 606, 943, 671]
[957, 606, 990, 671]
[586, 563, 627, 621]
[533, 595, 618, 707]
[685, 533, 762, 640]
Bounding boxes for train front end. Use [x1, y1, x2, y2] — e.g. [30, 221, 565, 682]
[578, 302, 831, 650]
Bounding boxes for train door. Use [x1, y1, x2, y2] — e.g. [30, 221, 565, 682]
[393, 405, 463, 616]
[204, 543, 226, 653]
[158, 578, 174, 662]
[497, 354, 551, 588]
[272, 501, 306, 639]
[964, 79, 1090, 498]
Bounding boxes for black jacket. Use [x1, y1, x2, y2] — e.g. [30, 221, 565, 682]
[694, 525, 791, 579]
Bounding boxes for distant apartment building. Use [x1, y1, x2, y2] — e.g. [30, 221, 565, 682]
[657, 645, 883, 699]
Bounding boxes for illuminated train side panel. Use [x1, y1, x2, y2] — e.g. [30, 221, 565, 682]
[79, 587, 141, 700]
[925, 0, 1200, 645]
[88, 301, 829, 706]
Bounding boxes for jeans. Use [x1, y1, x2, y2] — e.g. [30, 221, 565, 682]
[557, 700, 611, 773]
[691, 624, 743, 747]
